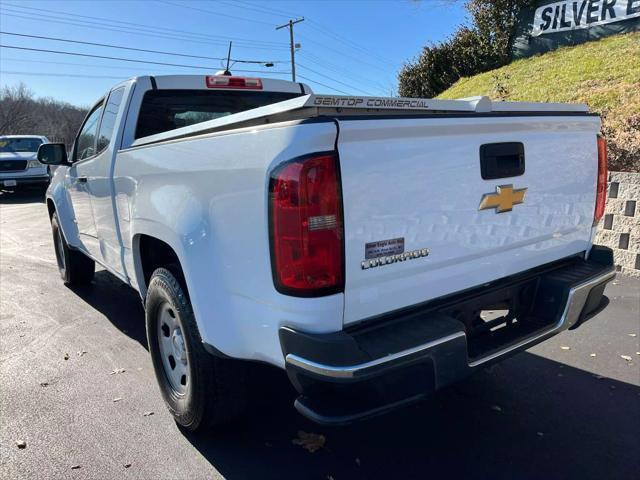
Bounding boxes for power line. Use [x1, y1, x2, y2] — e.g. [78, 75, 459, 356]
[157, 0, 275, 26]
[222, 0, 395, 66]
[0, 5, 288, 51]
[0, 31, 285, 65]
[297, 33, 392, 76]
[0, 70, 128, 80]
[0, 11, 285, 53]
[299, 51, 392, 93]
[210, 1, 394, 94]
[0, 45, 291, 74]
[296, 62, 371, 96]
[297, 74, 351, 96]
[227, 0, 304, 19]
[0, 56, 217, 73]
[306, 20, 396, 66]
[1, 2, 288, 47]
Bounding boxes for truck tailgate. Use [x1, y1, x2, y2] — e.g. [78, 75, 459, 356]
[337, 114, 601, 325]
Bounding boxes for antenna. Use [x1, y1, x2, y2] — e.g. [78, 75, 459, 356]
[223, 41, 232, 76]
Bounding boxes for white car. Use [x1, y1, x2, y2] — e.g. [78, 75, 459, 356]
[0, 135, 51, 189]
[38, 74, 615, 430]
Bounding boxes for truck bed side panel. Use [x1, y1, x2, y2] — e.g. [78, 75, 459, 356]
[114, 120, 343, 366]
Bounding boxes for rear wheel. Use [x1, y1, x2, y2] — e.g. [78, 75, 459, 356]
[145, 267, 248, 430]
[51, 212, 95, 285]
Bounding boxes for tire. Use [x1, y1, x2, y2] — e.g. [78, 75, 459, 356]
[51, 212, 95, 285]
[145, 267, 248, 430]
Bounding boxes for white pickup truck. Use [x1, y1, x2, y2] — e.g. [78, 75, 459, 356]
[38, 74, 614, 429]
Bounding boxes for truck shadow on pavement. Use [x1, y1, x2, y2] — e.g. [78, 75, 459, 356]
[183, 355, 640, 480]
[72, 270, 148, 349]
[76, 270, 639, 480]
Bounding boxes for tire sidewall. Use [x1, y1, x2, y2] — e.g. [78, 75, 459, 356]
[51, 213, 70, 283]
[145, 269, 205, 429]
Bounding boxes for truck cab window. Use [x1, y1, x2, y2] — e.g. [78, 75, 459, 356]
[96, 88, 125, 154]
[135, 89, 301, 139]
[75, 103, 104, 161]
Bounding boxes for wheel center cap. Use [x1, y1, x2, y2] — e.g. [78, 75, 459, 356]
[171, 330, 186, 363]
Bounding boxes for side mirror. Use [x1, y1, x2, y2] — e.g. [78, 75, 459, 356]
[38, 143, 69, 166]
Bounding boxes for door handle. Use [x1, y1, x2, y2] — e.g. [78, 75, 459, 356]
[480, 142, 525, 180]
[77, 177, 88, 183]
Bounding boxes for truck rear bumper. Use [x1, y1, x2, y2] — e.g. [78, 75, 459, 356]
[279, 246, 615, 424]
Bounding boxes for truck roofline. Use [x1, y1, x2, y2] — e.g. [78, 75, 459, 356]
[127, 74, 309, 95]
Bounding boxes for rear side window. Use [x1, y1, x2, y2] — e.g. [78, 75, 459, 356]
[135, 89, 301, 139]
[76, 103, 104, 161]
[96, 87, 125, 153]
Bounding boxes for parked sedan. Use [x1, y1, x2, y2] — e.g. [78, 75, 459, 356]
[0, 135, 51, 189]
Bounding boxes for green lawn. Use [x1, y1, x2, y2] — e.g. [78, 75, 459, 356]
[438, 32, 639, 110]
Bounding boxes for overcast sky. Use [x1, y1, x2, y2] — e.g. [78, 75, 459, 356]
[0, 0, 468, 106]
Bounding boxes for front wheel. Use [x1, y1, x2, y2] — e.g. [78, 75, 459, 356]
[145, 267, 248, 430]
[51, 212, 95, 285]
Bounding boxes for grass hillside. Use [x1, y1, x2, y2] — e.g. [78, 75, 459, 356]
[437, 32, 640, 171]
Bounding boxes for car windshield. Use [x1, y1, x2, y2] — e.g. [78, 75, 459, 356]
[0, 138, 43, 153]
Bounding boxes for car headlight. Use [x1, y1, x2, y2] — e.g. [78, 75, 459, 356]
[27, 160, 42, 168]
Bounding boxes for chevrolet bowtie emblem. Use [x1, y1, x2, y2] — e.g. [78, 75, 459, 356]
[479, 184, 527, 213]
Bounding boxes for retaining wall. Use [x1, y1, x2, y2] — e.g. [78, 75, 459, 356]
[595, 171, 640, 277]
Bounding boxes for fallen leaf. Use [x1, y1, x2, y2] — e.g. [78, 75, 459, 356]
[64, 352, 70, 360]
[143, 411, 154, 417]
[628, 333, 637, 337]
[560, 346, 571, 350]
[16, 440, 26, 449]
[292, 431, 326, 453]
[109, 368, 125, 375]
[71, 465, 81, 470]
[621, 355, 632, 361]
[590, 353, 597, 357]
[490, 405, 502, 412]
[113, 397, 122, 403]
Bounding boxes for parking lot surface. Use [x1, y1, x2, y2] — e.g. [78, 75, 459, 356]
[1, 190, 639, 480]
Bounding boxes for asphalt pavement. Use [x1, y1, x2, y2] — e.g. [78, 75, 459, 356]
[1, 189, 639, 480]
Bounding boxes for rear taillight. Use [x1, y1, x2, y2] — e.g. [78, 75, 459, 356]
[269, 153, 344, 296]
[205, 76, 263, 89]
[594, 135, 608, 224]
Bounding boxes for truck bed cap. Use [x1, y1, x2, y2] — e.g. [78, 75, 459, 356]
[131, 93, 590, 148]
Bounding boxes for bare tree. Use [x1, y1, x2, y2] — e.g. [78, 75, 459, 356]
[0, 82, 87, 146]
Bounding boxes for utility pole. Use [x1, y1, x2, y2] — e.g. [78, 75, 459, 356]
[276, 18, 304, 82]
